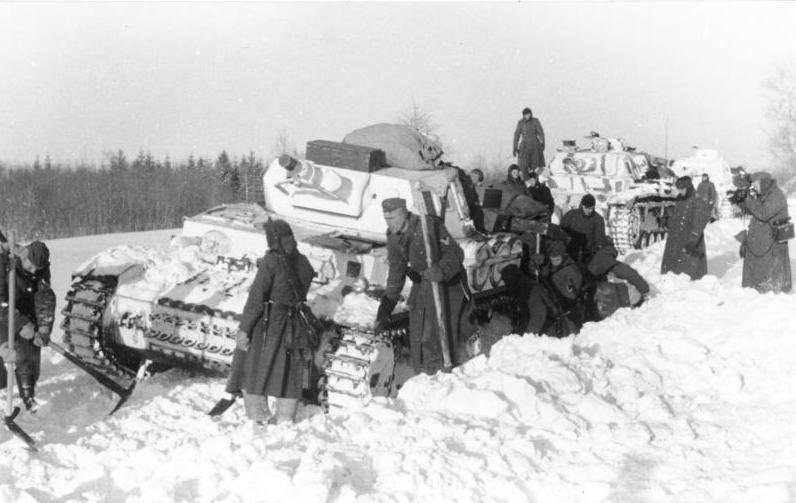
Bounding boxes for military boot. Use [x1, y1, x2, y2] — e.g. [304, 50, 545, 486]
[17, 375, 38, 413]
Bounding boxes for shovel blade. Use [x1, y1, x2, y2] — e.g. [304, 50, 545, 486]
[4, 406, 37, 452]
[207, 396, 237, 417]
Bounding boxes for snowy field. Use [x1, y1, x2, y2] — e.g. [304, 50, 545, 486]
[2, 219, 796, 503]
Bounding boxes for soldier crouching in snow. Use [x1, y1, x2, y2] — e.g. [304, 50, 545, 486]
[0, 241, 56, 412]
[225, 219, 319, 426]
[526, 240, 584, 338]
[375, 197, 473, 374]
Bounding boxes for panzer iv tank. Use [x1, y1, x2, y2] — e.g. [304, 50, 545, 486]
[59, 125, 524, 413]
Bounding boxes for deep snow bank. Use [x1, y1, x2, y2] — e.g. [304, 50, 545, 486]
[1, 219, 795, 503]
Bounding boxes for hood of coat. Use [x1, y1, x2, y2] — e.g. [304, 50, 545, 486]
[751, 171, 776, 196]
[507, 164, 522, 183]
[675, 176, 695, 200]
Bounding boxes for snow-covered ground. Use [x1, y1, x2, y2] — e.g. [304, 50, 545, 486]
[2, 219, 796, 503]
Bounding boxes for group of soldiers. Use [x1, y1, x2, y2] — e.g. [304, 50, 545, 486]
[225, 184, 653, 426]
[0, 232, 56, 414]
[4, 106, 788, 432]
[663, 171, 792, 293]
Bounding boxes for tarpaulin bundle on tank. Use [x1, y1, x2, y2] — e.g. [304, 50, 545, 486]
[343, 123, 444, 171]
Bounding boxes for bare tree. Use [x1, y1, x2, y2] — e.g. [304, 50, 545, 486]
[273, 128, 299, 158]
[763, 57, 796, 182]
[396, 101, 439, 136]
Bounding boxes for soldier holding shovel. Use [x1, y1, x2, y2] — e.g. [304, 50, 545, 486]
[375, 196, 473, 374]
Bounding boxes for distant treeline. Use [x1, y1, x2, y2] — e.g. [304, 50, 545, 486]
[0, 150, 268, 241]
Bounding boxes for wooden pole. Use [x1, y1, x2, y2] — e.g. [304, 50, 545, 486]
[414, 183, 453, 371]
[6, 231, 15, 419]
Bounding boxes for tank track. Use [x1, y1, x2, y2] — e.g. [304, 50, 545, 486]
[318, 291, 518, 411]
[60, 275, 139, 388]
[608, 202, 672, 254]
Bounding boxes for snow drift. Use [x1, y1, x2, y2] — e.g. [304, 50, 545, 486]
[1, 218, 795, 503]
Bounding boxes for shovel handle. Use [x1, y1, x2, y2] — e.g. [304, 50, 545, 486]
[6, 231, 16, 418]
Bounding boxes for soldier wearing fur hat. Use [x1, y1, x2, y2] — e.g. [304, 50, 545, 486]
[0, 240, 56, 411]
[525, 239, 584, 338]
[375, 197, 473, 374]
[661, 176, 712, 280]
[513, 107, 546, 175]
[225, 218, 318, 425]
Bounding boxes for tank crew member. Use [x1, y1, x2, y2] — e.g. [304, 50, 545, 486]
[225, 219, 318, 425]
[512, 107, 546, 176]
[526, 240, 584, 338]
[506, 164, 524, 186]
[375, 197, 473, 374]
[661, 176, 712, 280]
[0, 241, 56, 412]
[524, 171, 555, 216]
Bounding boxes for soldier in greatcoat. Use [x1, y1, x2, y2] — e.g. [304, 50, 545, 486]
[739, 172, 792, 293]
[661, 176, 712, 280]
[225, 219, 317, 425]
[375, 198, 473, 374]
[513, 107, 546, 175]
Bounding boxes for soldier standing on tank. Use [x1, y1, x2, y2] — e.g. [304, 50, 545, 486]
[375, 198, 472, 374]
[225, 219, 318, 426]
[513, 107, 546, 176]
[0, 240, 56, 412]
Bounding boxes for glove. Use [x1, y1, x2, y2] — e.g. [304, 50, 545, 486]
[235, 330, 250, 352]
[530, 253, 546, 267]
[375, 297, 397, 332]
[422, 264, 444, 282]
[33, 326, 50, 347]
[19, 322, 35, 340]
[0, 342, 15, 363]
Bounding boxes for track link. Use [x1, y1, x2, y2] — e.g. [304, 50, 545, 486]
[318, 293, 518, 411]
[61, 275, 138, 388]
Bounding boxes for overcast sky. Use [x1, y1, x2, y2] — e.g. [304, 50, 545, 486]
[1, 2, 795, 168]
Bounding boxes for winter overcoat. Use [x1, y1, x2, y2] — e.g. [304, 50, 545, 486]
[382, 213, 473, 373]
[0, 250, 55, 385]
[513, 117, 546, 172]
[742, 174, 792, 293]
[225, 250, 316, 399]
[696, 180, 718, 210]
[661, 186, 712, 280]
